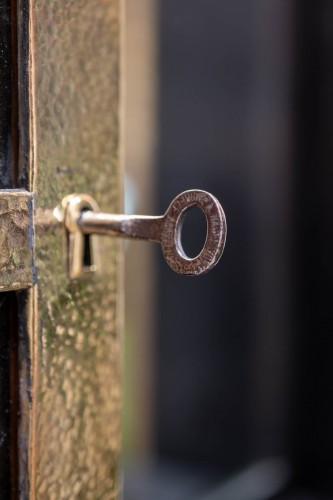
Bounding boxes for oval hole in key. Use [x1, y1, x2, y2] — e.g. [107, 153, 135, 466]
[179, 206, 208, 259]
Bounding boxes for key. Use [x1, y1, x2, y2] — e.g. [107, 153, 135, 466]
[63, 189, 227, 277]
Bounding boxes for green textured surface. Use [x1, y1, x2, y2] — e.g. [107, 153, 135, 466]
[17, 0, 122, 497]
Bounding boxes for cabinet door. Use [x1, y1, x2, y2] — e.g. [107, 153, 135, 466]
[0, 0, 123, 497]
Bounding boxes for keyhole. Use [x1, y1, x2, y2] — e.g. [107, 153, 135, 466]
[81, 208, 97, 273]
[180, 206, 207, 258]
[83, 234, 93, 268]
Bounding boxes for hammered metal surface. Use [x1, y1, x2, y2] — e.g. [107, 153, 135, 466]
[0, 191, 34, 291]
[17, 0, 122, 497]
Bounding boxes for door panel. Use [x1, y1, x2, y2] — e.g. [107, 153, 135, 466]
[15, 0, 122, 497]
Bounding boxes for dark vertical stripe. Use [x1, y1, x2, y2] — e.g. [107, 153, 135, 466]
[0, 0, 14, 495]
[293, 1, 333, 493]
[0, 0, 20, 497]
[17, 0, 31, 189]
[0, 294, 11, 496]
[0, 0, 14, 188]
[10, 0, 19, 187]
[9, 294, 18, 499]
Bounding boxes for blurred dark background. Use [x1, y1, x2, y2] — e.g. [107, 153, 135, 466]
[124, 0, 333, 498]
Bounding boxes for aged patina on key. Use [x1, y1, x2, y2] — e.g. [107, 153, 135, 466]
[63, 189, 227, 278]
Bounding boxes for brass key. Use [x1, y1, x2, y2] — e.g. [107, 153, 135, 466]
[62, 190, 227, 278]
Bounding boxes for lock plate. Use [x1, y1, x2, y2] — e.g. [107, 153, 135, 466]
[0, 190, 35, 291]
